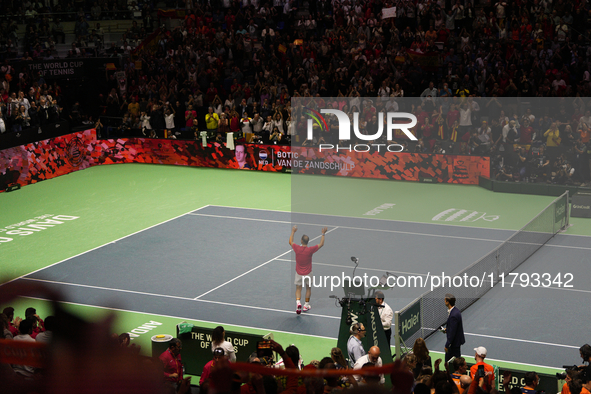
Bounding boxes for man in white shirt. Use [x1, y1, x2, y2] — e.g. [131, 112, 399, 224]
[17, 91, 31, 116]
[579, 110, 591, 130]
[35, 315, 54, 343]
[353, 346, 385, 384]
[375, 291, 393, 347]
[501, 120, 519, 143]
[378, 81, 391, 101]
[478, 121, 492, 147]
[251, 113, 264, 134]
[240, 116, 253, 134]
[13, 318, 36, 378]
[420, 82, 438, 104]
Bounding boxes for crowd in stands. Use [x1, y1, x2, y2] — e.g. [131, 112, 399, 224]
[0, 0, 154, 60]
[0, 85, 69, 133]
[1, 0, 591, 183]
[0, 0, 149, 22]
[2, 303, 591, 394]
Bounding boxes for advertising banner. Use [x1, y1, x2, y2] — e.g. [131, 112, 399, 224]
[1, 129, 489, 192]
[292, 147, 489, 184]
[398, 299, 421, 344]
[176, 326, 265, 376]
[26, 60, 87, 78]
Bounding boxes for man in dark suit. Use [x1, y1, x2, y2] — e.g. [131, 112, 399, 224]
[443, 293, 465, 362]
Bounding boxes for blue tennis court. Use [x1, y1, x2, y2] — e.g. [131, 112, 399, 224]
[9, 204, 589, 368]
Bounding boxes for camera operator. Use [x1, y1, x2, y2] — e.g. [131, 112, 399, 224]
[528, 145, 550, 182]
[517, 147, 528, 180]
[496, 165, 514, 181]
[579, 344, 591, 366]
[559, 345, 591, 394]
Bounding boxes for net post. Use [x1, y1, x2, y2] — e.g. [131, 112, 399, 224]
[394, 311, 401, 361]
[495, 249, 499, 284]
[420, 298, 424, 341]
[553, 201, 556, 235]
[566, 190, 570, 229]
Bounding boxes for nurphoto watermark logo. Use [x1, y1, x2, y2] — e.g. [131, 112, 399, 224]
[304, 107, 417, 153]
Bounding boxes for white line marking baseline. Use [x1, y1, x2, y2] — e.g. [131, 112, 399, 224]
[205, 205, 521, 232]
[18, 292, 580, 354]
[189, 212, 591, 250]
[20, 296, 341, 340]
[464, 332, 580, 349]
[188, 213, 505, 243]
[20, 278, 340, 320]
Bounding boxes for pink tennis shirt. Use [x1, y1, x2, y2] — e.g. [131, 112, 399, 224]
[292, 244, 319, 275]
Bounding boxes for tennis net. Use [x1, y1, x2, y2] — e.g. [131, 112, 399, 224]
[394, 191, 570, 354]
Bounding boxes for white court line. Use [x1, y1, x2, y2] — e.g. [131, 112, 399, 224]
[540, 244, 591, 251]
[275, 258, 430, 277]
[0, 205, 211, 287]
[193, 250, 292, 300]
[18, 292, 575, 369]
[189, 213, 506, 243]
[23, 277, 194, 301]
[205, 205, 518, 232]
[206, 205, 591, 240]
[20, 296, 340, 340]
[464, 332, 580, 350]
[191, 212, 591, 250]
[193, 227, 341, 299]
[188, 213, 295, 225]
[20, 278, 340, 320]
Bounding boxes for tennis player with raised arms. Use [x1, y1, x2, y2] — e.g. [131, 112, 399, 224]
[289, 225, 328, 314]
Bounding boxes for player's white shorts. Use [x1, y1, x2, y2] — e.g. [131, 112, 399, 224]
[294, 272, 312, 286]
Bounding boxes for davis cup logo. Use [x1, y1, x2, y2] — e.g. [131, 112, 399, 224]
[303, 107, 418, 152]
